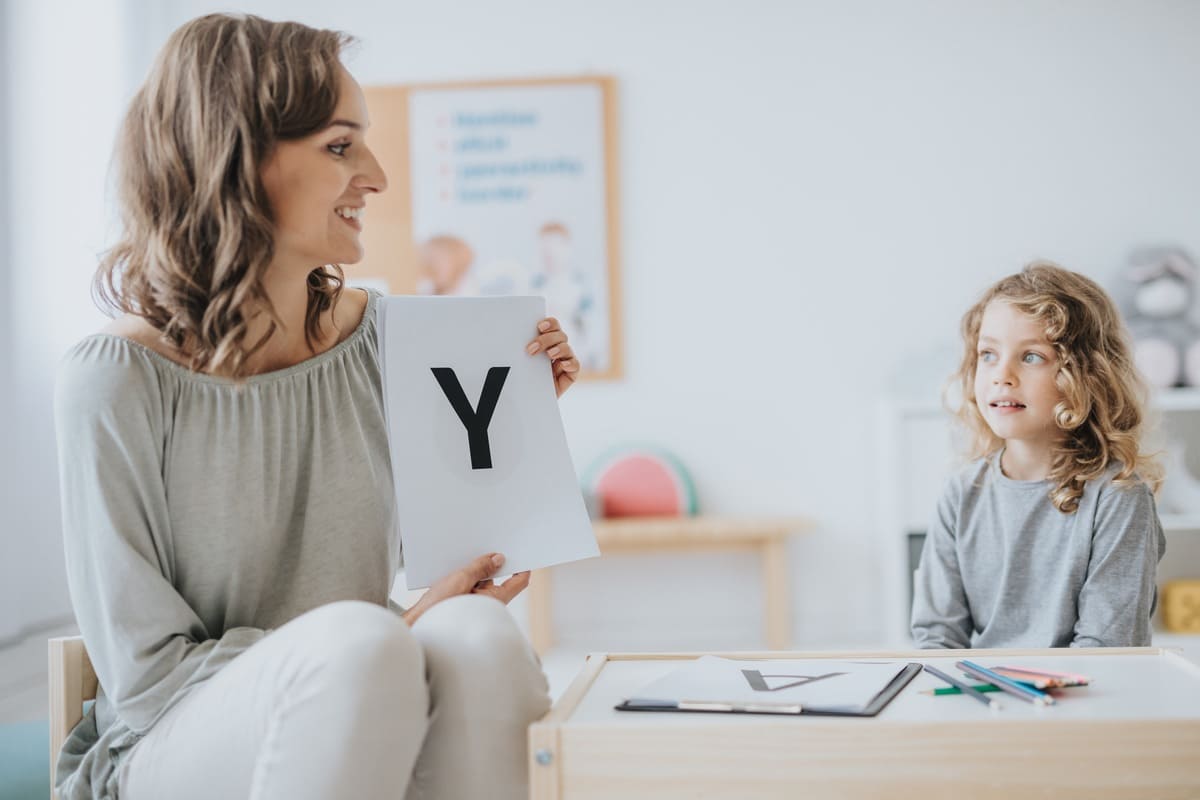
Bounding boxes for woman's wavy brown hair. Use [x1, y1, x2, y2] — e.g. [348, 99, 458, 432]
[95, 14, 354, 377]
[950, 261, 1162, 513]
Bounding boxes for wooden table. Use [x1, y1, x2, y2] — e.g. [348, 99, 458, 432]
[527, 516, 813, 654]
[528, 647, 1200, 799]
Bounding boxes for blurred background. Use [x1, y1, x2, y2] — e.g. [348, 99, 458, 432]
[3, 0, 1200, 768]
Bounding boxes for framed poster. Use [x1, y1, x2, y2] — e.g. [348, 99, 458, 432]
[352, 76, 622, 379]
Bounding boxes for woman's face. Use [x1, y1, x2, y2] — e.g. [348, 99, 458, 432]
[260, 66, 387, 272]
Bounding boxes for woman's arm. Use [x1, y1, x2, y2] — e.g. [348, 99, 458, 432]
[55, 345, 266, 735]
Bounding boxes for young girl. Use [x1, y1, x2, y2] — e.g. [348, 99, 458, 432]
[53, 14, 579, 800]
[911, 262, 1166, 649]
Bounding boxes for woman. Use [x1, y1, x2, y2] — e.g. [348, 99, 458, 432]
[54, 13, 579, 800]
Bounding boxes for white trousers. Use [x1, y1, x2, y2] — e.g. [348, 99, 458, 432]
[117, 596, 551, 800]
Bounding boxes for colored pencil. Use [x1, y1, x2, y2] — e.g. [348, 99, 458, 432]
[992, 665, 1091, 688]
[957, 660, 1055, 706]
[922, 664, 1001, 710]
[927, 678, 1063, 695]
[924, 683, 1004, 695]
[995, 665, 1090, 682]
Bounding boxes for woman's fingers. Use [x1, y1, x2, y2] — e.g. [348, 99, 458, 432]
[546, 340, 575, 362]
[494, 571, 531, 603]
[413, 554, 515, 624]
[463, 552, 504, 586]
[553, 355, 579, 375]
[473, 570, 530, 604]
[526, 330, 568, 355]
[526, 317, 579, 398]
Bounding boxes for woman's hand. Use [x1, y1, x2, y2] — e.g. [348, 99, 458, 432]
[401, 553, 530, 626]
[527, 316, 579, 397]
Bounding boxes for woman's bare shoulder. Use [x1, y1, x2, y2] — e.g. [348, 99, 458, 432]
[97, 288, 369, 363]
[100, 314, 189, 366]
[332, 287, 370, 344]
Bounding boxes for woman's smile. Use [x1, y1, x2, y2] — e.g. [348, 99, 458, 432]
[335, 205, 364, 231]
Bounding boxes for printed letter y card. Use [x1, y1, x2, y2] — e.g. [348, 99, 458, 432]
[378, 295, 598, 588]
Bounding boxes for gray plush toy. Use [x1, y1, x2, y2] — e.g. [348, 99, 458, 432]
[1114, 247, 1200, 388]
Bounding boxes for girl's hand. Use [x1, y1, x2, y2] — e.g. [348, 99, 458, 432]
[526, 316, 579, 397]
[401, 553, 529, 626]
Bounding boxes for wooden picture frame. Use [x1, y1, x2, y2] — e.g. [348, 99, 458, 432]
[352, 76, 622, 380]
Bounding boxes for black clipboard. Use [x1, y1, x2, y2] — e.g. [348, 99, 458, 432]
[614, 662, 922, 717]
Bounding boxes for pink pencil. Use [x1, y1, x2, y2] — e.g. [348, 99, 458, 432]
[995, 665, 1091, 685]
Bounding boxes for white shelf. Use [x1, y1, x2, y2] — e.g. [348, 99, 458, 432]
[1153, 388, 1200, 412]
[1162, 514, 1200, 533]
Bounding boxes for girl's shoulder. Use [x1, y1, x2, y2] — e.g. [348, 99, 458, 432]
[958, 452, 996, 481]
[1091, 460, 1155, 499]
[938, 453, 996, 502]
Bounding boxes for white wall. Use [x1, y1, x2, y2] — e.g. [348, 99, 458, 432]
[0, 1, 133, 641]
[0, 2, 13, 639]
[5, 0, 1199, 648]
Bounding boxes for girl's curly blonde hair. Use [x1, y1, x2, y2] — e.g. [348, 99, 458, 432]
[951, 261, 1162, 513]
[95, 14, 353, 378]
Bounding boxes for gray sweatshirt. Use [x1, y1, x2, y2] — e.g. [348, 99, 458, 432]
[911, 450, 1165, 649]
[52, 290, 399, 799]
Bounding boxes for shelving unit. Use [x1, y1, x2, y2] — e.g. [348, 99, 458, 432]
[1152, 388, 1200, 412]
[1160, 514, 1200, 532]
[878, 387, 1200, 647]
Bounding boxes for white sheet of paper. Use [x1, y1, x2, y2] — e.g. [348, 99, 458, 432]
[626, 656, 909, 711]
[378, 295, 598, 588]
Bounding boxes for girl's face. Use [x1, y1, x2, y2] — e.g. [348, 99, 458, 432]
[260, 66, 387, 274]
[974, 300, 1065, 447]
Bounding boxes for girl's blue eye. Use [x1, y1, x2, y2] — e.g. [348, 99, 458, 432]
[978, 350, 995, 362]
[1023, 352, 1045, 364]
[328, 142, 349, 157]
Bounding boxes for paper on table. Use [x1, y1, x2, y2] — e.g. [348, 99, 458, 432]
[624, 656, 911, 712]
[378, 295, 599, 588]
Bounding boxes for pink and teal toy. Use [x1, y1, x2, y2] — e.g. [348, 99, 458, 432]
[582, 446, 697, 518]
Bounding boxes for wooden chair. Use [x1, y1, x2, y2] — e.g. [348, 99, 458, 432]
[48, 636, 97, 800]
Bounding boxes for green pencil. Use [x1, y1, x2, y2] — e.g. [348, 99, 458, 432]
[922, 664, 1001, 710]
[924, 683, 1003, 696]
[924, 679, 1039, 696]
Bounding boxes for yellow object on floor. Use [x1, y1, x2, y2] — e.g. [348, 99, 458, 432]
[1163, 579, 1200, 633]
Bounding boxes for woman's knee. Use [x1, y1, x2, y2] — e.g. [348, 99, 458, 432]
[414, 595, 547, 702]
[412, 594, 525, 656]
[277, 600, 423, 682]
